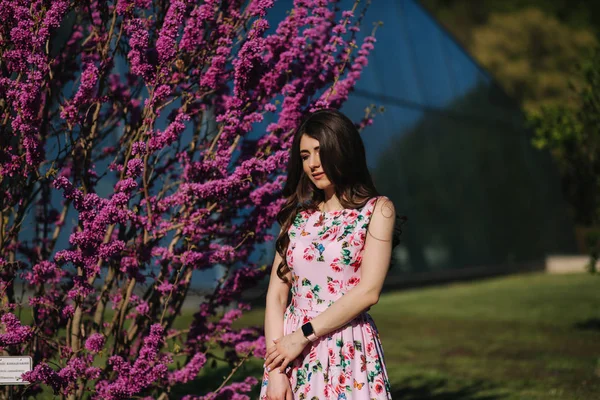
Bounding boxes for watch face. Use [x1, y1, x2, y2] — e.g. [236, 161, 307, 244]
[301, 322, 313, 336]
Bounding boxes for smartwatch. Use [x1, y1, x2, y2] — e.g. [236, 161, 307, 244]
[301, 321, 318, 342]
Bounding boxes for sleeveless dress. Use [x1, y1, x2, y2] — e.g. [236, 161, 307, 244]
[259, 196, 393, 400]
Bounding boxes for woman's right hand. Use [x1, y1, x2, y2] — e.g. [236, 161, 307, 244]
[265, 370, 292, 400]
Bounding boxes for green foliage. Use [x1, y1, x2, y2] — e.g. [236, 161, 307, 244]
[470, 8, 596, 112]
[528, 49, 600, 229]
[421, 0, 600, 42]
[420, 1, 599, 112]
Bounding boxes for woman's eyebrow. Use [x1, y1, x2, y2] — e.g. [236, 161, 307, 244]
[300, 146, 319, 153]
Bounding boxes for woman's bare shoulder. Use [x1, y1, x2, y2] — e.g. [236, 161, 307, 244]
[374, 196, 395, 219]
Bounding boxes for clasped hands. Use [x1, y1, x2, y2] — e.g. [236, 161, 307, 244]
[264, 329, 310, 373]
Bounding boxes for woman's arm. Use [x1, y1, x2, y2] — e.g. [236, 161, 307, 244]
[264, 250, 292, 376]
[264, 251, 291, 346]
[307, 197, 395, 336]
[264, 197, 396, 373]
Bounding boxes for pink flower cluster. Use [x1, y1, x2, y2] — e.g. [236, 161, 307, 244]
[85, 333, 105, 353]
[95, 324, 170, 399]
[0, 0, 377, 397]
[0, 313, 32, 347]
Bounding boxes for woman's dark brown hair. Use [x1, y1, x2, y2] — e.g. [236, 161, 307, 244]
[274, 108, 380, 283]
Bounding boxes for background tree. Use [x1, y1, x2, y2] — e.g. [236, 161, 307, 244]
[420, 0, 600, 47]
[420, 0, 599, 113]
[0, 0, 376, 398]
[528, 49, 600, 262]
[470, 8, 596, 113]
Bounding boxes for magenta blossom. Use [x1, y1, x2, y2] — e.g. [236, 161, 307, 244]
[0, 0, 376, 398]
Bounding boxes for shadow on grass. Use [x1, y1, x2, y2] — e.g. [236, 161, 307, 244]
[391, 375, 507, 400]
[170, 360, 265, 399]
[574, 318, 600, 332]
[172, 365, 508, 400]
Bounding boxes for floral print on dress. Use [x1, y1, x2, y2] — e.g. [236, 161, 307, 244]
[260, 197, 392, 400]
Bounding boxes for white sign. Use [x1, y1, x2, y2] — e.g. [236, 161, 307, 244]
[0, 356, 32, 385]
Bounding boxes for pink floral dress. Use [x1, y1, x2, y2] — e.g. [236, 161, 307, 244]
[260, 196, 392, 399]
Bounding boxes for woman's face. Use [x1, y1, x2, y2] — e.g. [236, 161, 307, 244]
[299, 134, 333, 190]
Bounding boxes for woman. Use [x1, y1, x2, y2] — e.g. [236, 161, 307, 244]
[260, 109, 397, 400]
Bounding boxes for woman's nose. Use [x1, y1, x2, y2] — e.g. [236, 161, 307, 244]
[309, 154, 320, 169]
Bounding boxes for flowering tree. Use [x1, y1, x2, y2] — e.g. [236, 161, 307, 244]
[0, 0, 377, 398]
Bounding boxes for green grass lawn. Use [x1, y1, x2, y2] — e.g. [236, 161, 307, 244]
[24, 272, 600, 399]
[226, 271, 600, 400]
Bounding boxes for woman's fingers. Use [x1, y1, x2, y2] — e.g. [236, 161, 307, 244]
[264, 346, 279, 367]
[270, 354, 285, 370]
[279, 357, 289, 373]
[266, 353, 284, 371]
[266, 343, 278, 358]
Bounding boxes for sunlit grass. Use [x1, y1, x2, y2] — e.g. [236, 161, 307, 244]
[237, 272, 600, 400]
[23, 272, 600, 399]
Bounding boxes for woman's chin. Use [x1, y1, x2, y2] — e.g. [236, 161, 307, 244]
[314, 181, 333, 191]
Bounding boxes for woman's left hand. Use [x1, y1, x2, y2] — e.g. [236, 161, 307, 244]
[264, 330, 310, 373]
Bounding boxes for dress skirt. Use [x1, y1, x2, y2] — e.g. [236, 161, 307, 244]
[259, 296, 392, 399]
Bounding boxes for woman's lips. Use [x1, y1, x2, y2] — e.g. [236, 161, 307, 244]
[312, 172, 325, 180]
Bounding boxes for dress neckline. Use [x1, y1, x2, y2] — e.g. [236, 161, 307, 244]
[314, 196, 378, 215]
[317, 207, 345, 215]
[318, 209, 345, 217]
